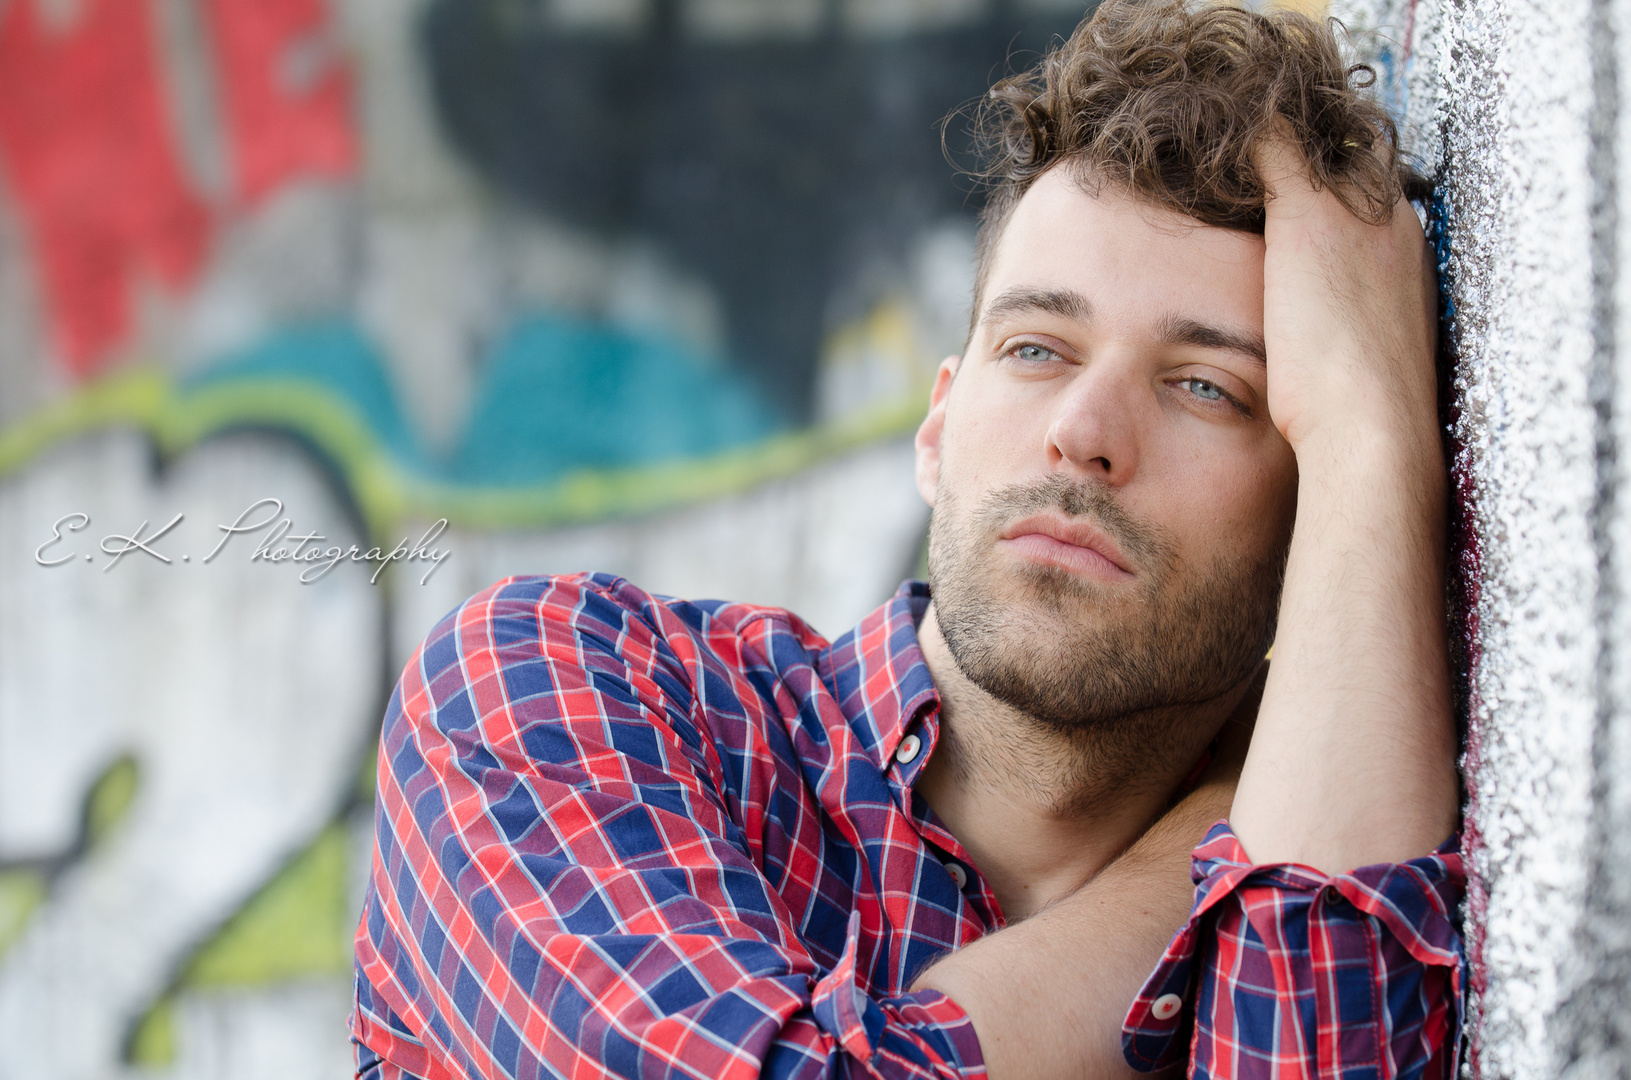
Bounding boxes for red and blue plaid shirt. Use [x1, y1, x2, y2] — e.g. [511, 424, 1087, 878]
[352, 573, 1465, 1079]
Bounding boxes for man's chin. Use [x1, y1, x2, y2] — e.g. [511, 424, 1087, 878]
[951, 644, 1163, 734]
[937, 605, 1164, 725]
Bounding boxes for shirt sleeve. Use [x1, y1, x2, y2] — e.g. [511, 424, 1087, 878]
[349, 574, 986, 1080]
[1121, 822, 1465, 1080]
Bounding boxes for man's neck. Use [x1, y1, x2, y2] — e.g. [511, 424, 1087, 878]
[913, 602, 1251, 922]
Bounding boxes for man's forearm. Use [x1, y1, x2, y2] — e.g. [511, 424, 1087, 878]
[1229, 434, 1458, 873]
[912, 779, 1230, 1080]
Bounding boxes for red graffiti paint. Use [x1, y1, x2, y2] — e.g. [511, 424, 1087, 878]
[0, 0, 211, 377]
[200, 0, 356, 206]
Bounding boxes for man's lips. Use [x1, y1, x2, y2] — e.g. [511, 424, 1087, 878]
[997, 514, 1135, 580]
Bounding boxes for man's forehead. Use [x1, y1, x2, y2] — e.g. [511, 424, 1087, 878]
[977, 169, 1267, 335]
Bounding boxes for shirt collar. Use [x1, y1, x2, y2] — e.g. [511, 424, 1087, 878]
[823, 580, 940, 772]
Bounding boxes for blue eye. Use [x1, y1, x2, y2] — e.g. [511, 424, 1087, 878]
[1011, 344, 1057, 364]
[1186, 378, 1225, 401]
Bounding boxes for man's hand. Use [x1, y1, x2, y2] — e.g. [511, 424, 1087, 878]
[1254, 136, 1441, 459]
[1229, 137, 1459, 874]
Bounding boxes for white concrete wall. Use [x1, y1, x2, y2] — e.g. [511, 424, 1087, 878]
[0, 430, 386, 1077]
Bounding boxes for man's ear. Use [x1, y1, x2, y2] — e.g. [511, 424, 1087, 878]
[914, 356, 961, 508]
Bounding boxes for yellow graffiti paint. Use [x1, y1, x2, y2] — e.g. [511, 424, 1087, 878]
[126, 999, 177, 1068]
[0, 367, 925, 542]
[125, 821, 354, 1067]
[186, 823, 353, 987]
[86, 755, 139, 850]
[0, 873, 45, 959]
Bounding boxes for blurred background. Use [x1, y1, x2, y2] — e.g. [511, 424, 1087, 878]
[0, 0, 1108, 1074]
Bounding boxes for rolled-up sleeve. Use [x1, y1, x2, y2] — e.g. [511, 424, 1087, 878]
[350, 575, 985, 1080]
[1122, 822, 1464, 1080]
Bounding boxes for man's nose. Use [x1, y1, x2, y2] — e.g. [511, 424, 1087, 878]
[1043, 359, 1142, 486]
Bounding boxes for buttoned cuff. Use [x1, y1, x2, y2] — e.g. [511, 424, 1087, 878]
[811, 910, 987, 1077]
[1120, 822, 1465, 1075]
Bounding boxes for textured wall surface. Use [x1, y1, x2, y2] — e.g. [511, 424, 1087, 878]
[1333, 0, 1629, 1076]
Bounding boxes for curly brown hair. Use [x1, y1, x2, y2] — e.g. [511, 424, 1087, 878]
[967, 0, 1422, 320]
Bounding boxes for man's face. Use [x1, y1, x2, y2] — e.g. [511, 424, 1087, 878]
[916, 167, 1299, 731]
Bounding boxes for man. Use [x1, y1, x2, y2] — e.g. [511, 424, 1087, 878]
[351, 3, 1465, 1078]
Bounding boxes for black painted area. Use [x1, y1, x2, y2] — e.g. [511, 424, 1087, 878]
[419, 0, 1094, 422]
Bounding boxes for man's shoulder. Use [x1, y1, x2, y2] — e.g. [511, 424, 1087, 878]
[411, 571, 833, 683]
[385, 573, 868, 768]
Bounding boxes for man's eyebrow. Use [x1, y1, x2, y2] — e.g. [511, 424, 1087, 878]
[1158, 315, 1267, 365]
[981, 287, 1094, 325]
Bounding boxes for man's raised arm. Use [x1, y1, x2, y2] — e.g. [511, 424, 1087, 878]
[1227, 137, 1461, 871]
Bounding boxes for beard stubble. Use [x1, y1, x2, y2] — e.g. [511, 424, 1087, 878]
[928, 473, 1286, 738]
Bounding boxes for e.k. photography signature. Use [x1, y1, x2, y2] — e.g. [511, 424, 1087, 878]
[34, 498, 451, 584]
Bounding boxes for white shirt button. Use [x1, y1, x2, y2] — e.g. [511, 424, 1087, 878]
[894, 733, 922, 764]
[945, 861, 968, 890]
[1151, 993, 1184, 1021]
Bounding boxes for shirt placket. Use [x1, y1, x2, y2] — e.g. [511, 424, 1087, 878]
[885, 700, 1004, 939]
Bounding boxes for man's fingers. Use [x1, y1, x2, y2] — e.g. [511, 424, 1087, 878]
[1253, 130, 1321, 218]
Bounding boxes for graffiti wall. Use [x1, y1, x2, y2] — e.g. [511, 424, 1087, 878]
[0, 0, 1094, 1074]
